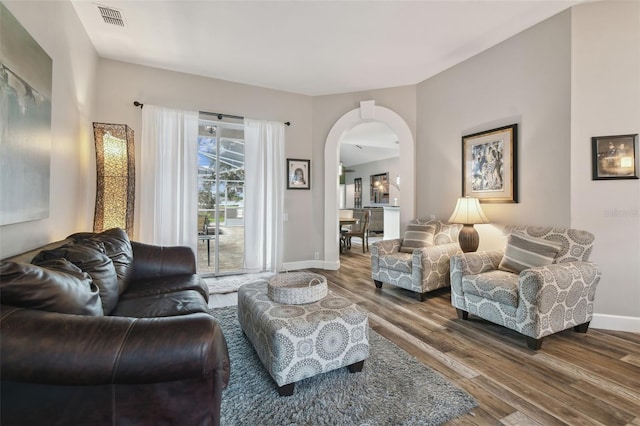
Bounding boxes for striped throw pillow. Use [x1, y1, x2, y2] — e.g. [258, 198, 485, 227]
[400, 223, 435, 253]
[498, 232, 563, 274]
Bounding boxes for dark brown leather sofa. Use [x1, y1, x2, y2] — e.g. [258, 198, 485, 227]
[0, 228, 230, 426]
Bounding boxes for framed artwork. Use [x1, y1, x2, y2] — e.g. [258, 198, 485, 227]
[0, 4, 53, 225]
[462, 124, 518, 203]
[591, 134, 639, 180]
[287, 158, 310, 189]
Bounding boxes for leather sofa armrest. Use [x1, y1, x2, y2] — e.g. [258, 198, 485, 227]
[129, 241, 196, 280]
[0, 306, 230, 387]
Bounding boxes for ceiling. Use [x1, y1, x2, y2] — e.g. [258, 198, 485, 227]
[72, 0, 584, 167]
[71, 1, 584, 97]
[340, 122, 399, 168]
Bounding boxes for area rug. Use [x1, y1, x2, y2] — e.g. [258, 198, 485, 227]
[204, 272, 274, 294]
[210, 306, 477, 425]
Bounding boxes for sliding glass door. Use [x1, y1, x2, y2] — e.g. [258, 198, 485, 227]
[197, 118, 245, 276]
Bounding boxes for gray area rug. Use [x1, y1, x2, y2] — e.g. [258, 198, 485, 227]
[210, 306, 477, 425]
[204, 272, 275, 294]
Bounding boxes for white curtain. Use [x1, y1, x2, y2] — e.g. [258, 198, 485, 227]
[138, 105, 199, 254]
[243, 118, 285, 273]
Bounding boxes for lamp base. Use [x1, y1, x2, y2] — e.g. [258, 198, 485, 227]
[458, 224, 480, 253]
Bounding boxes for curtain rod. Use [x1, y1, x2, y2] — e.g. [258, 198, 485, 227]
[133, 101, 290, 126]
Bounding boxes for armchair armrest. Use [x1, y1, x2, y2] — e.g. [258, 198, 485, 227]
[412, 243, 462, 291]
[371, 238, 402, 256]
[129, 241, 196, 280]
[450, 250, 504, 278]
[370, 239, 402, 272]
[450, 250, 504, 308]
[414, 243, 462, 271]
[0, 306, 230, 387]
[517, 261, 601, 336]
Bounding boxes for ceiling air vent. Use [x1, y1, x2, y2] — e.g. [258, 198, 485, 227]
[97, 5, 125, 26]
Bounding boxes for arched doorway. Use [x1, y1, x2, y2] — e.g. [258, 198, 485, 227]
[323, 100, 415, 269]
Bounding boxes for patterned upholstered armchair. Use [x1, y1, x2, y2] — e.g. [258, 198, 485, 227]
[450, 226, 601, 350]
[371, 220, 462, 301]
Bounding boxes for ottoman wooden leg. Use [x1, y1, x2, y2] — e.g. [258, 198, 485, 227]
[277, 383, 295, 397]
[347, 360, 365, 373]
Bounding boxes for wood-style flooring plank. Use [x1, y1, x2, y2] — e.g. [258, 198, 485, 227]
[309, 247, 640, 425]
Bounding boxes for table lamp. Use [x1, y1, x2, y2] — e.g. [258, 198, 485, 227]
[448, 197, 489, 252]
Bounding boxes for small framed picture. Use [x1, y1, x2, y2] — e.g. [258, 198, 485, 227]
[287, 159, 310, 189]
[462, 124, 518, 203]
[591, 134, 639, 180]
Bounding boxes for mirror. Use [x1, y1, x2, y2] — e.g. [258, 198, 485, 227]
[370, 173, 389, 204]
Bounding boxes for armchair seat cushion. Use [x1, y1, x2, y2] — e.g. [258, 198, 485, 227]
[378, 253, 412, 273]
[462, 270, 519, 308]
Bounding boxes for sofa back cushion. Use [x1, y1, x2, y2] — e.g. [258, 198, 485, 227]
[0, 260, 104, 316]
[498, 232, 563, 274]
[68, 228, 133, 295]
[32, 241, 119, 315]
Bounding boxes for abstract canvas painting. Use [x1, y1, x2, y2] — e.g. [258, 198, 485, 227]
[0, 4, 52, 225]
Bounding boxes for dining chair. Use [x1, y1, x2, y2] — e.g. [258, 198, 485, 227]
[346, 211, 370, 253]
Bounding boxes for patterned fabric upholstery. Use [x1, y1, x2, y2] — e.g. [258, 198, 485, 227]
[371, 220, 462, 299]
[399, 222, 435, 253]
[450, 226, 601, 345]
[238, 281, 369, 388]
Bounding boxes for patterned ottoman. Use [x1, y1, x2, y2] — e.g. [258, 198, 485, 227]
[238, 281, 369, 396]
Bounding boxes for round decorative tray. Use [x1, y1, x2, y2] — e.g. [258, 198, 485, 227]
[267, 272, 328, 305]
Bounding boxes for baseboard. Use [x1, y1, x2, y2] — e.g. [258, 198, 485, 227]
[591, 313, 640, 333]
[282, 259, 339, 271]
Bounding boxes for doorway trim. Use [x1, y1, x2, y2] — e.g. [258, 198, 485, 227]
[323, 100, 415, 269]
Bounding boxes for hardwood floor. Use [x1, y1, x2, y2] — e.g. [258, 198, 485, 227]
[310, 247, 640, 426]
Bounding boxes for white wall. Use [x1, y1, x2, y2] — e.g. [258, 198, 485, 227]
[0, 1, 99, 258]
[417, 10, 572, 253]
[416, 4, 639, 330]
[571, 1, 640, 330]
[2, 1, 636, 331]
[312, 86, 417, 262]
[91, 59, 315, 264]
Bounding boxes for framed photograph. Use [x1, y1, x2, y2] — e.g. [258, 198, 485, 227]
[287, 158, 310, 189]
[591, 134, 639, 180]
[462, 124, 518, 203]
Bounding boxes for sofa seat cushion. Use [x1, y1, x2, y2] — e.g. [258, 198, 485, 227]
[378, 253, 413, 274]
[121, 274, 208, 301]
[110, 290, 209, 318]
[462, 270, 519, 308]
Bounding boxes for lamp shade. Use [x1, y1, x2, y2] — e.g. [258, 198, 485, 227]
[448, 197, 489, 225]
